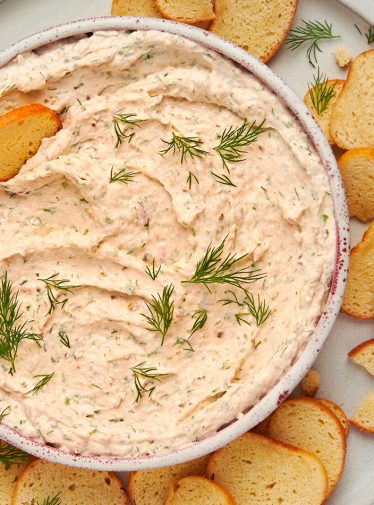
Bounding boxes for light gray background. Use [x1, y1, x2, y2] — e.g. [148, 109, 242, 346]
[0, 0, 373, 503]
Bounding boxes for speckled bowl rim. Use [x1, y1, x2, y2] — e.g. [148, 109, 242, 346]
[0, 16, 350, 471]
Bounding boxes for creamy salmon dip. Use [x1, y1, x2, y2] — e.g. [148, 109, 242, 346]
[0, 30, 335, 456]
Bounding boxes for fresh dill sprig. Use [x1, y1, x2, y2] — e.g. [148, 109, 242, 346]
[211, 172, 237, 187]
[26, 372, 54, 396]
[159, 132, 208, 163]
[175, 337, 195, 352]
[175, 309, 207, 352]
[0, 272, 41, 374]
[366, 25, 374, 44]
[243, 292, 272, 326]
[235, 313, 251, 326]
[58, 329, 70, 348]
[0, 442, 30, 469]
[222, 291, 252, 326]
[220, 289, 244, 307]
[141, 285, 174, 345]
[189, 309, 208, 337]
[0, 405, 10, 422]
[39, 273, 80, 315]
[221, 290, 271, 326]
[187, 171, 199, 189]
[37, 493, 62, 505]
[308, 67, 336, 115]
[213, 119, 265, 171]
[182, 237, 266, 291]
[109, 166, 139, 184]
[285, 19, 340, 67]
[131, 362, 168, 403]
[113, 113, 146, 148]
[145, 259, 161, 280]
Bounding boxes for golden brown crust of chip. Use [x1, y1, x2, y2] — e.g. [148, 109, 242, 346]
[128, 456, 210, 505]
[338, 149, 374, 222]
[0, 103, 61, 130]
[330, 49, 374, 149]
[210, 0, 298, 62]
[303, 80, 344, 144]
[349, 419, 374, 432]
[154, 0, 215, 24]
[165, 476, 236, 505]
[252, 415, 271, 435]
[111, 0, 160, 17]
[266, 397, 346, 497]
[341, 221, 374, 320]
[350, 392, 374, 433]
[316, 398, 349, 437]
[0, 452, 28, 505]
[207, 432, 328, 505]
[348, 338, 374, 359]
[348, 338, 374, 377]
[12, 459, 128, 505]
[300, 368, 321, 397]
[0, 104, 61, 182]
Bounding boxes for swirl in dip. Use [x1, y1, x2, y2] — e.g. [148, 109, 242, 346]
[0, 30, 335, 457]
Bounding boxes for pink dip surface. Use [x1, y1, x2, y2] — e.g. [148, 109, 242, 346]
[0, 30, 335, 456]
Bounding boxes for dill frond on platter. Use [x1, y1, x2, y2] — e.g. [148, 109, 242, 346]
[285, 19, 340, 66]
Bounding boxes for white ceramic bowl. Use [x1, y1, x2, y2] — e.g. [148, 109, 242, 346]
[0, 16, 349, 471]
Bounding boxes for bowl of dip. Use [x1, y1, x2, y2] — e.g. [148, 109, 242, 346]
[0, 17, 349, 471]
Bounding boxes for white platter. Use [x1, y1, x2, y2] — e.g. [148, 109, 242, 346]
[0, 0, 373, 503]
